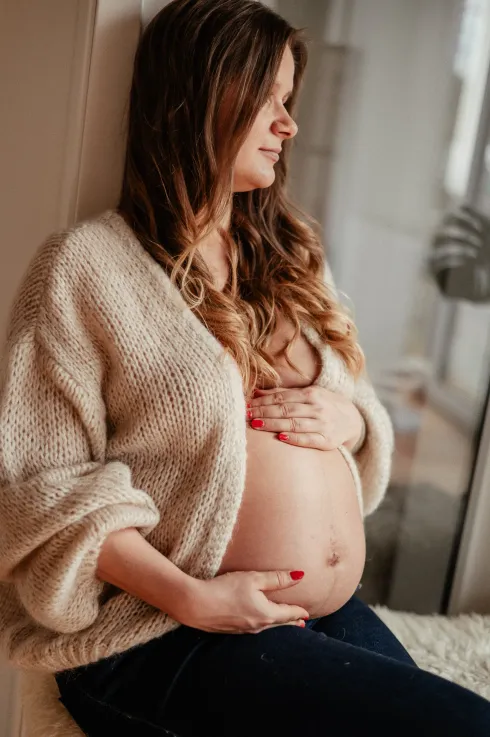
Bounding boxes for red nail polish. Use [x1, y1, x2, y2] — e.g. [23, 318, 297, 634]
[246, 402, 251, 408]
[299, 620, 306, 627]
[246, 410, 253, 419]
[278, 433, 289, 441]
[290, 570, 304, 580]
[251, 419, 264, 428]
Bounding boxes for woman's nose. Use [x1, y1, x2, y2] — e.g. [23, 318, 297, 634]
[273, 113, 298, 139]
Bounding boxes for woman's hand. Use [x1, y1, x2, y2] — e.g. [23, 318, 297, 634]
[246, 386, 364, 452]
[175, 569, 310, 634]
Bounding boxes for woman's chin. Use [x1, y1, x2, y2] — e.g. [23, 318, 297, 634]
[233, 169, 276, 192]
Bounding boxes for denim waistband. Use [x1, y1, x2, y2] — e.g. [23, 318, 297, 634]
[304, 584, 362, 629]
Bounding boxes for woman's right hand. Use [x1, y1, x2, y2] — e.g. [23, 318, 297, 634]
[175, 569, 310, 634]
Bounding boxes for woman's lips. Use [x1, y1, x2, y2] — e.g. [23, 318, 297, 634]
[259, 149, 280, 162]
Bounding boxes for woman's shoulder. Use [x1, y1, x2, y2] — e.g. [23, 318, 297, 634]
[29, 209, 144, 293]
[50, 208, 139, 272]
[5, 210, 145, 344]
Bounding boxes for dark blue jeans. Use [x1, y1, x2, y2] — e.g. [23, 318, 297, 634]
[55, 594, 490, 736]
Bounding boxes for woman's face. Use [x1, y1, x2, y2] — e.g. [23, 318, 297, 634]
[232, 45, 298, 192]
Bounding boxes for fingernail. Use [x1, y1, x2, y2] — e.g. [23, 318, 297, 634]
[290, 570, 304, 580]
[246, 409, 253, 419]
[251, 419, 264, 429]
[278, 433, 289, 441]
[299, 620, 306, 627]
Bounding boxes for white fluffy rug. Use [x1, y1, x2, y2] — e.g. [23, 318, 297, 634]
[373, 605, 490, 699]
[19, 608, 490, 736]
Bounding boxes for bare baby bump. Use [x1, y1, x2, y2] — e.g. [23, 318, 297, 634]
[217, 427, 366, 618]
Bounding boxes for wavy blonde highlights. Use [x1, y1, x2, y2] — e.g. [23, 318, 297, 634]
[118, 0, 365, 399]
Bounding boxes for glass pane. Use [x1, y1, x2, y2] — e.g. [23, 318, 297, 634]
[277, 0, 490, 613]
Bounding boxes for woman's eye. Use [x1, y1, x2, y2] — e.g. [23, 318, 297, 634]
[266, 95, 288, 107]
[264, 93, 291, 110]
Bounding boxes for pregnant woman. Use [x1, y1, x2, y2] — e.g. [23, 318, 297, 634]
[1, 1, 490, 735]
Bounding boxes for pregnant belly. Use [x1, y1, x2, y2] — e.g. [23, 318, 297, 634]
[217, 427, 367, 618]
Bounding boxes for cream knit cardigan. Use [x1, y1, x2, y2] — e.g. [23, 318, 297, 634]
[0, 210, 394, 673]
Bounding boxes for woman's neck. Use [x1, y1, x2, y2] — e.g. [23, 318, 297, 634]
[196, 204, 232, 290]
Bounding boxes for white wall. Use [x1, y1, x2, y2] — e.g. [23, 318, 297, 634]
[447, 302, 490, 398]
[0, 0, 95, 345]
[325, 0, 463, 379]
[142, 0, 172, 27]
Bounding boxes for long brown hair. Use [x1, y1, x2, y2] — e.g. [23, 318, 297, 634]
[118, 0, 365, 398]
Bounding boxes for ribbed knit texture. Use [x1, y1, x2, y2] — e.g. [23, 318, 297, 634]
[0, 210, 394, 673]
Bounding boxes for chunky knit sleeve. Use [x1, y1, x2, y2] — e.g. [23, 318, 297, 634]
[323, 259, 395, 517]
[0, 236, 160, 635]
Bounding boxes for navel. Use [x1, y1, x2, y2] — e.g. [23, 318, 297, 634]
[327, 552, 341, 567]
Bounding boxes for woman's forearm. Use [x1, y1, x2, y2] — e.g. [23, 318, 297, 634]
[96, 527, 198, 620]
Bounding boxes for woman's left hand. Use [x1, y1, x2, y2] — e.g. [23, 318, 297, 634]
[246, 386, 364, 452]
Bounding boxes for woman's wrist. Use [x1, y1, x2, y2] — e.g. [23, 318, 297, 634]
[343, 408, 366, 453]
[351, 412, 366, 453]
